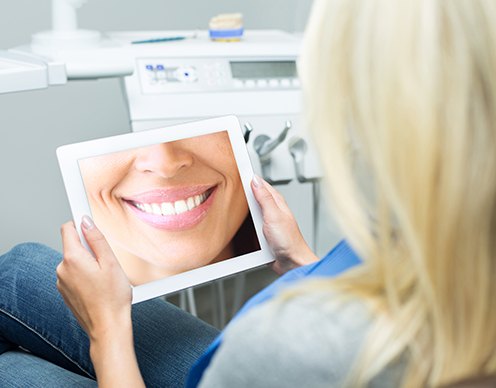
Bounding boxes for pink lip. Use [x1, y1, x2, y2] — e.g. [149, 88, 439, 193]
[123, 186, 217, 231]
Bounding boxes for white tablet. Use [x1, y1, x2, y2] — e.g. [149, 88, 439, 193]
[57, 115, 272, 304]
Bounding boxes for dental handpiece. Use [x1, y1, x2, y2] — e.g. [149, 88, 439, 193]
[243, 122, 253, 143]
[254, 120, 292, 161]
[288, 136, 308, 182]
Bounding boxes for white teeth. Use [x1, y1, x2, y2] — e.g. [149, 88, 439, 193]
[151, 203, 162, 216]
[174, 200, 188, 214]
[133, 190, 210, 216]
[161, 202, 175, 216]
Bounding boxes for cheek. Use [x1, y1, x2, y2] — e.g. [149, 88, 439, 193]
[235, 190, 249, 217]
[229, 175, 249, 219]
[221, 159, 246, 209]
[80, 152, 135, 191]
[84, 173, 115, 198]
[80, 164, 127, 205]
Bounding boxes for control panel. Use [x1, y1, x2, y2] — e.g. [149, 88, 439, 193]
[137, 58, 300, 95]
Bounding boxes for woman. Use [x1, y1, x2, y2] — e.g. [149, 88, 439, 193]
[1, 0, 495, 386]
[78, 130, 260, 285]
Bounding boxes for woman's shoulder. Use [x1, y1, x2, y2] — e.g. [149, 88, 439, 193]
[199, 286, 376, 388]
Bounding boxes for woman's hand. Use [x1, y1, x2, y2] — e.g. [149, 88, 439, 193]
[58, 216, 145, 388]
[251, 175, 319, 274]
[57, 216, 132, 341]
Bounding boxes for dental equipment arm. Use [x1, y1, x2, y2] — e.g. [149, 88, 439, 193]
[8, 0, 134, 80]
[52, 0, 86, 31]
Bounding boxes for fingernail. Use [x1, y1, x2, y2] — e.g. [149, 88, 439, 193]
[81, 215, 95, 230]
[252, 174, 262, 188]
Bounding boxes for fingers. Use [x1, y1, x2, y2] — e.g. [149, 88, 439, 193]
[252, 175, 292, 216]
[61, 221, 93, 261]
[261, 179, 292, 214]
[61, 217, 118, 268]
[251, 175, 282, 222]
[80, 215, 118, 267]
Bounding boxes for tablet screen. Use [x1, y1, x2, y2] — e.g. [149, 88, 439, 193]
[78, 130, 261, 286]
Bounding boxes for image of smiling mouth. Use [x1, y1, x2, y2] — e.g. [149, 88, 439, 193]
[123, 186, 216, 231]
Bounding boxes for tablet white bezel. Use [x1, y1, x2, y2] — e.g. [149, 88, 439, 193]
[57, 115, 272, 304]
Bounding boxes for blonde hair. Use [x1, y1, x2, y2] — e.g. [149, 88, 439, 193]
[299, 0, 496, 386]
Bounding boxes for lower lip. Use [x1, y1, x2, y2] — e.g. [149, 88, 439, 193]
[125, 189, 216, 231]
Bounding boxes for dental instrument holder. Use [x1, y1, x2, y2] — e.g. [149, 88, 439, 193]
[253, 121, 293, 185]
[288, 137, 321, 251]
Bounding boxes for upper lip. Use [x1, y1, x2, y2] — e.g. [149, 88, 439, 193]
[121, 185, 216, 204]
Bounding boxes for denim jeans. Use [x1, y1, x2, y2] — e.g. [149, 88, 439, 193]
[0, 243, 219, 388]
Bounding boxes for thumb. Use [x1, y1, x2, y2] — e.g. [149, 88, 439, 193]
[251, 175, 281, 222]
[81, 215, 117, 266]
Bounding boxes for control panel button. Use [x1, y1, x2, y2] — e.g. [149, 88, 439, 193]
[144, 64, 156, 82]
[245, 80, 256, 88]
[269, 79, 280, 87]
[156, 68, 167, 80]
[256, 79, 268, 88]
[216, 77, 227, 86]
[280, 79, 291, 87]
[233, 79, 244, 88]
[292, 78, 301, 87]
[175, 67, 197, 82]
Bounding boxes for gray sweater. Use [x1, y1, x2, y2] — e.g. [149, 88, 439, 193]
[199, 288, 405, 387]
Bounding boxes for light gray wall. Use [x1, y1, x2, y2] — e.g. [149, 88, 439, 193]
[0, 1, 313, 253]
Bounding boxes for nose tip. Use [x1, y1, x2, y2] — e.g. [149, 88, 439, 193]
[134, 142, 193, 178]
